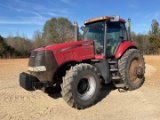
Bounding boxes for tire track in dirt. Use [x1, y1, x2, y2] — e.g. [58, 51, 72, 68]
[145, 63, 157, 77]
[0, 59, 67, 119]
[0, 87, 61, 120]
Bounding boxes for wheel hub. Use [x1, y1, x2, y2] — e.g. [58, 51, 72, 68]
[78, 79, 89, 94]
[77, 75, 96, 101]
[135, 66, 143, 77]
[129, 58, 143, 83]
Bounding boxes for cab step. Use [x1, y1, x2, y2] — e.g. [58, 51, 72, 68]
[109, 61, 117, 64]
[114, 83, 126, 88]
[112, 76, 121, 80]
[109, 59, 127, 89]
[110, 69, 118, 72]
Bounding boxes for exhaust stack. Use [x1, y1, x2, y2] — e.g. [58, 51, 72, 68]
[128, 18, 131, 40]
[74, 21, 78, 41]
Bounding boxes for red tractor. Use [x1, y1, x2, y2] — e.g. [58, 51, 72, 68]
[20, 16, 145, 109]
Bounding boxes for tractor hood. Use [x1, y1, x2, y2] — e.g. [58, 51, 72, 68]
[33, 40, 95, 66]
[28, 40, 94, 82]
[34, 40, 93, 53]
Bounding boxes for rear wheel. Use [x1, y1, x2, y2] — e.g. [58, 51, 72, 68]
[61, 63, 101, 109]
[118, 49, 145, 90]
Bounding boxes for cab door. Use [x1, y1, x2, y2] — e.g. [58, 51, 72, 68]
[106, 21, 128, 56]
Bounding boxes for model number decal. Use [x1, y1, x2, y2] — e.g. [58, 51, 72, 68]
[63, 51, 77, 60]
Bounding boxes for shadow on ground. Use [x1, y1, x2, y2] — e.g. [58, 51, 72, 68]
[47, 82, 117, 102]
[46, 86, 62, 99]
[97, 82, 117, 103]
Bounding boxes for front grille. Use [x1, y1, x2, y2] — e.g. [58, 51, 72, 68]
[28, 50, 58, 71]
[28, 50, 58, 82]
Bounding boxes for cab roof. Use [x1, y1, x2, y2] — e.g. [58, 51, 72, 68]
[84, 16, 126, 24]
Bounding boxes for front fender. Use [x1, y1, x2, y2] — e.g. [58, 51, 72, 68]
[115, 41, 137, 59]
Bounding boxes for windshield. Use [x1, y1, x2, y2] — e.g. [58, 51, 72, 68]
[83, 21, 105, 54]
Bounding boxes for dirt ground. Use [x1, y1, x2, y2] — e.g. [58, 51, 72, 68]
[0, 56, 160, 120]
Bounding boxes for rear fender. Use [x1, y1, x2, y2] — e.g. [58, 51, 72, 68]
[115, 41, 137, 59]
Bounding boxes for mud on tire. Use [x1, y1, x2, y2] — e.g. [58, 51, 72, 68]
[61, 63, 101, 109]
[118, 49, 145, 90]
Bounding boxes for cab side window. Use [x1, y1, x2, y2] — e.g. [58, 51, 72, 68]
[120, 23, 128, 40]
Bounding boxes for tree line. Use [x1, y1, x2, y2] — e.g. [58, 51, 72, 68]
[132, 19, 160, 55]
[0, 17, 77, 58]
[0, 17, 160, 58]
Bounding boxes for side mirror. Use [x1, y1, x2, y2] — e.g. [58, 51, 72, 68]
[81, 26, 85, 31]
[110, 15, 120, 22]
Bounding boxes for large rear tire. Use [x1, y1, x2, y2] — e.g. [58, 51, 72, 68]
[61, 63, 101, 109]
[118, 49, 145, 90]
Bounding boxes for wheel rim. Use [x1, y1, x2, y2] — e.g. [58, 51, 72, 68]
[129, 57, 143, 83]
[77, 75, 96, 101]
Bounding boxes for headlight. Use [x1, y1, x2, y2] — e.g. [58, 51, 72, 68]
[28, 66, 46, 72]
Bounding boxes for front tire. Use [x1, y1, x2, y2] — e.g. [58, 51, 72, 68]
[61, 63, 101, 109]
[118, 49, 145, 90]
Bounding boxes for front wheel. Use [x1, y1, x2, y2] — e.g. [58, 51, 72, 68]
[61, 63, 101, 109]
[118, 49, 145, 90]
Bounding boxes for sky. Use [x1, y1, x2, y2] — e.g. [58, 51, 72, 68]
[0, 0, 160, 39]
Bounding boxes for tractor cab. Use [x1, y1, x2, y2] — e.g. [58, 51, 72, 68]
[83, 16, 128, 57]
